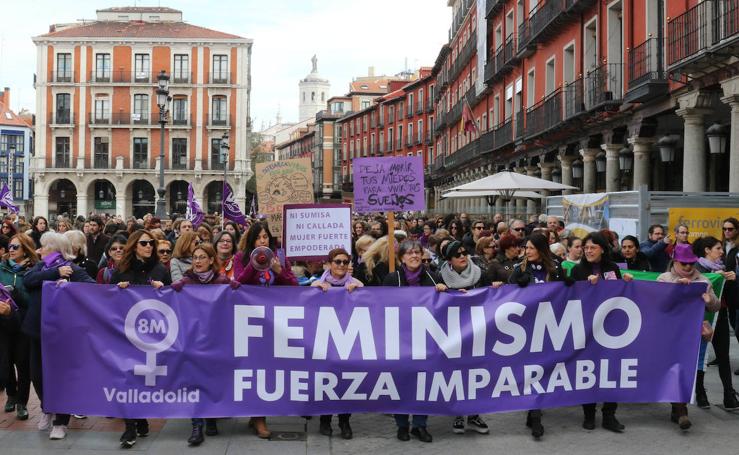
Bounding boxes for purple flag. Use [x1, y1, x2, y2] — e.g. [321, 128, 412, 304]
[0, 183, 18, 214]
[185, 183, 204, 227]
[42, 280, 705, 418]
[222, 182, 247, 225]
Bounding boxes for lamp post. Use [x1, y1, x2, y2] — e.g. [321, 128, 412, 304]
[155, 70, 171, 218]
[220, 131, 230, 226]
[7, 144, 15, 202]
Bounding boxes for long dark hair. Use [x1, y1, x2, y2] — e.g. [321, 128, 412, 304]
[239, 221, 276, 265]
[32, 216, 48, 233]
[521, 233, 557, 280]
[723, 217, 739, 242]
[693, 236, 721, 259]
[117, 229, 159, 273]
[578, 232, 618, 274]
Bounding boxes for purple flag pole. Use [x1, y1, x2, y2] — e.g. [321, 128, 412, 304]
[0, 183, 19, 214]
[222, 182, 247, 226]
[186, 183, 204, 228]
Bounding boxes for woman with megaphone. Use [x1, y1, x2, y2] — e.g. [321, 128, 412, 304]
[235, 221, 297, 439]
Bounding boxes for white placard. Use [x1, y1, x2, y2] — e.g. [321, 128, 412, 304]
[608, 217, 638, 239]
[283, 204, 352, 260]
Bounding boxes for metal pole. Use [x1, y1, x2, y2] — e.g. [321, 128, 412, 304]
[156, 118, 166, 218]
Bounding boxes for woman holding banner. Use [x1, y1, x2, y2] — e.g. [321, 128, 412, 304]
[620, 236, 650, 271]
[311, 248, 363, 439]
[0, 233, 38, 422]
[383, 240, 446, 443]
[571, 232, 631, 434]
[97, 235, 127, 284]
[438, 240, 490, 436]
[693, 237, 739, 411]
[172, 242, 239, 446]
[236, 221, 297, 439]
[22, 232, 95, 441]
[110, 229, 171, 449]
[169, 231, 201, 282]
[213, 231, 238, 280]
[658, 243, 720, 430]
[508, 233, 570, 440]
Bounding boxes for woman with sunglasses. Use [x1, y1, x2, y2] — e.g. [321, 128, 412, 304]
[157, 240, 173, 268]
[657, 243, 720, 431]
[446, 220, 464, 241]
[570, 232, 632, 434]
[0, 234, 38, 422]
[171, 243, 238, 446]
[110, 230, 171, 448]
[437, 240, 490, 436]
[383, 240, 446, 443]
[310, 248, 363, 440]
[97, 235, 127, 284]
[169, 232, 201, 282]
[1, 220, 16, 238]
[23, 232, 95, 440]
[692, 236, 739, 411]
[721, 218, 739, 349]
[235, 221, 296, 439]
[213, 231, 238, 279]
[508, 233, 570, 440]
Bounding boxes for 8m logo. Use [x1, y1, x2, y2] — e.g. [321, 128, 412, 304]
[124, 300, 179, 386]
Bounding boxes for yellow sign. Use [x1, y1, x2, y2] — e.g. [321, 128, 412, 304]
[255, 158, 314, 238]
[668, 208, 739, 243]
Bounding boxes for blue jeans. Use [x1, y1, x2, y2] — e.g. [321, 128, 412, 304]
[394, 414, 427, 428]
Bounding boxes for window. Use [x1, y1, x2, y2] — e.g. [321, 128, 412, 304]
[212, 55, 229, 82]
[361, 100, 370, 109]
[545, 58, 555, 95]
[56, 53, 72, 82]
[12, 181, 22, 199]
[211, 138, 225, 170]
[172, 97, 188, 125]
[94, 97, 110, 123]
[55, 93, 71, 124]
[134, 54, 150, 82]
[173, 55, 189, 83]
[397, 125, 403, 149]
[363, 138, 368, 157]
[94, 137, 109, 168]
[527, 69, 536, 107]
[408, 123, 413, 145]
[388, 127, 394, 150]
[95, 53, 111, 81]
[408, 94, 414, 114]
[55, 137, 70, 168]
[212, 96, 227, 125]
[379, 131, 384, 152]
[321, 92, 325, 102]
[133, 94, 149, 124]
[133, 138, 148, 169]
[419, 89, 424, 111]
[418, 120, 423, 142]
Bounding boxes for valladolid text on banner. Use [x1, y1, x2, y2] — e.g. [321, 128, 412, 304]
[41, 280, 705, 419]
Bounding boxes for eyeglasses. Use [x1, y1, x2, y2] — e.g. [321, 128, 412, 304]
[194, 240, 203, 246]
[452, 250, 468, 258]
[421, 258, 432, 264]
[332, 259, 350, 266]
[8, 244, 20, 251]
[158, 249, 172, 255]
[218, 238, 233, 244]
[473, 226, 484, 230]
[724, 227, 736, 232]
[109, 246, 125, 252]
[513, 227, 525, 232]
[193, 255, 210, 261]
[138, 240, 156, 247]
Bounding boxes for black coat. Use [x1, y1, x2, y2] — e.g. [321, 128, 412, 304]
[382, 267, 442, 287]
[111, 258, 171, 286]
[508, 260, 568, 286]
[354, 261, 390, 286]
[74, 255, 99, 281]
[86, 233, 110, 265]
[485, 253, 519, 283]
[724, 245, 738, 311]
[22, 261, 95, 338]
[624, 252, 651, 272]
[570, 259, 623, 281]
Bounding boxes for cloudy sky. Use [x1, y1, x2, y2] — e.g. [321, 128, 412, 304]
[0, 0, 451, 129]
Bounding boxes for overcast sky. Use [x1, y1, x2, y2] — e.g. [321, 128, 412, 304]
[0, 0, 451, 129]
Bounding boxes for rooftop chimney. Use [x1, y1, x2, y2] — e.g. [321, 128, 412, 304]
[0, 87, 9, 108]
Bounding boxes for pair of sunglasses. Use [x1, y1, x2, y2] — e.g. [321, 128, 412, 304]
[138, 240, 156, 247]
[332, 259, 350, 266]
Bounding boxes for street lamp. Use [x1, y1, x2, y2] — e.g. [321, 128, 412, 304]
[220, 131, 230, 225]
[551, 168, 562, 184]
[572, 160, 583, 179]
[98, 189, 104, 199]
[595, 153, 606, 173]
[155, 70, 171, 218]
[707, 123, 727, 154]
[657, 135, 677, 163]
[619, 147, 633, 171]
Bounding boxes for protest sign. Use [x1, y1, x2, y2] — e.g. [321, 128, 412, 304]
[352, 156, 425, 213]
[43, 280, 703, 418]
[562, 194, 609, 238]
[668, 207, 739, 243]
[255, 158, 314, 238]
[283, 203, 352, 260]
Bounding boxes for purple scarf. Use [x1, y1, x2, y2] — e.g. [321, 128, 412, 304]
[319, 269, 353, 287]
[403, 265, 423, 286]
[698, 257, 725, 272]
[42, 252, 71, 271]
[192, 270, 215, 284]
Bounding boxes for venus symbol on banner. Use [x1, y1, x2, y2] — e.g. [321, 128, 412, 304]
[124, 300, 179, 386]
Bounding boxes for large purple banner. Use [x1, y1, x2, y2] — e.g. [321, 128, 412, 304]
[42, 281, 704, 418]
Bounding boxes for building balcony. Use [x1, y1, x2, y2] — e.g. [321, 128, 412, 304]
[625, 37, 669, 103]
[515, 111, 525, 140]
[208, 72, 233, 84]
[425, 137, 433, 146]
[388, 113, 395, 123]
[584, 63, 624, 110]
[49, 113, 75, 126]
[484, 35, 517, 85]
[449, 0, 474, 40]
[93, 156, 110, 169]
[667, 1, 739, 72]
[563, 77, 586, 120]
[378, 118, 385, 128]
[171, 73, 193, 84]
[406, 108, 414, 119]
[426, 102, 434, 114]
[207, 115, 230, 128]
[54, 156, 72, 168]
[449, 31, 477, 84]
[444, 140, 480, 169]
[446, 90, 476, 129]
[486, 0, 505, 19]
[434, 111, 447, 133]
[493, 118, 513, 150]
[525, 88, 563, 140]
[416, 103, 424, 115]
[518, 0, 595, 57]
[87, 71, 152, 84]
[50, 72, 76, 83]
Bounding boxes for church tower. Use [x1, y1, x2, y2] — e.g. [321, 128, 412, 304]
[299, 55, 331, 122]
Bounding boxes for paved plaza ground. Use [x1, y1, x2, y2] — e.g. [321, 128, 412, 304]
[1, 346, 738, 455]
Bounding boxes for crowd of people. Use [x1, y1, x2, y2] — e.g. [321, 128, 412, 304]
[0, 210, 737, 448]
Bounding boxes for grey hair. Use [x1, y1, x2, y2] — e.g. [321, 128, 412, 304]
[64, 230, 87, 257]
[398, 240, 423, 258]
[674, 223, 689, 233]
[40, 232, 76, 260]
